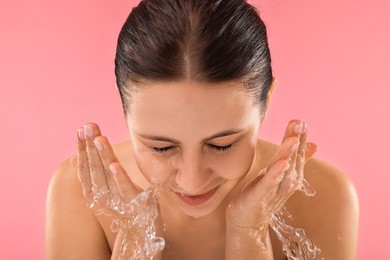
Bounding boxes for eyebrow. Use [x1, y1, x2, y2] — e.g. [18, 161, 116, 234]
[138, 128, 245, 144]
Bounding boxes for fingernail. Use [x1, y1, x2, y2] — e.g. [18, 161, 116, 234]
[78, 128, 85, 141]
[302, 122, 308, 133]
[293, 124, 303, 134]
[84, 125, 93, 138]
[94, 139, 103, 151]
[291, 142, 300, 152]
[109, 164, 117, 174]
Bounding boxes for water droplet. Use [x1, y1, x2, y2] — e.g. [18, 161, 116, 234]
[162, 222, 166, 232]
[270, 203, 321, 259]
[300, 179, 316, 196]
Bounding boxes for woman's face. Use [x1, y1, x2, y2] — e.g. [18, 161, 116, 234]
[126, 80, 264, 218]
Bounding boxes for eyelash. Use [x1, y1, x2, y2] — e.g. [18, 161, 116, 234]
[152, 146, 174, 153]
[152, 144, 233, 153]
[208, 144, 232, 151]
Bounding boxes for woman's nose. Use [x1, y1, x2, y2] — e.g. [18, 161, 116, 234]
[175, 152, 210, 194]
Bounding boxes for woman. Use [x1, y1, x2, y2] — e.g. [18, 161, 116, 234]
[45, 0, 359, 259]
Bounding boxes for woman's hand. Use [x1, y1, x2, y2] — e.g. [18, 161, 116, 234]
[75, 123, 164, 260]
[76, 123, 142, 216]
[226, 120, 318, 234]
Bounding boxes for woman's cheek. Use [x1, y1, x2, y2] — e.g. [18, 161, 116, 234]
[215, 147, 255, 179]
[134, 154, 176, 183]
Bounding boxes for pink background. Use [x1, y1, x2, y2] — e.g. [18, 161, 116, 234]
[0, 0, 389, 259]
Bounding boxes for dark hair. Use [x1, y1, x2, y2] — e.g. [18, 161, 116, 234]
[115, 0, 273, 114]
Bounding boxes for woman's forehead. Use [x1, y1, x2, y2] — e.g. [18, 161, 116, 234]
[130, 80, 255, 114]
[127, 80, 262, 137]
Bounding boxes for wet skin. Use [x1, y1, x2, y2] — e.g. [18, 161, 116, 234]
[46, 80, 359, 259]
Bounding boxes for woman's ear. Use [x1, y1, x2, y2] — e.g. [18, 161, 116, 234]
[267, 77, 277, 103]
[260, 77, 277, 123]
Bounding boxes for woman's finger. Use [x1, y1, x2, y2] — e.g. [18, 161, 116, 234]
[252, 160, 290, 200]
[295, 127, 307, 182]
[304, 142, 318, 161]
[267, 137, 300, 169]
[231, 160, 289, 226]
[281, 120, 307, 143]
[77, 127, 93, 201]
[109, 162, 140, 200]
[84, 124, 108, 192]
[283, 123, 307, 181]
[282, 121, 317, 162]
[93, 136, 119, 193]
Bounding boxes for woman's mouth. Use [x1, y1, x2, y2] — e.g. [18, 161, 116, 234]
[175, 186, 219, 206]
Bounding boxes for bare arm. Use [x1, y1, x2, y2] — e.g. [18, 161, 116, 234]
[45, 158, 111, 260]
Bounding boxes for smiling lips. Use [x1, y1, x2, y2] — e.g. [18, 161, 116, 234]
[175, 186, 219, 206]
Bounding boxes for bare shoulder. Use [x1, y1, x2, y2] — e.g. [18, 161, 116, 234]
[289, 157, 359, 259]
[299, 157, 359, 210]
[45, 157, 111, 260]
[291, 155, 359, 226]
[258, 139, 359, 259]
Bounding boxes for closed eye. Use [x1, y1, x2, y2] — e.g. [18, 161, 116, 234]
[152, 144, 233, 153]
[152, 146, 174, 153]
[208, 144, 232, 151]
